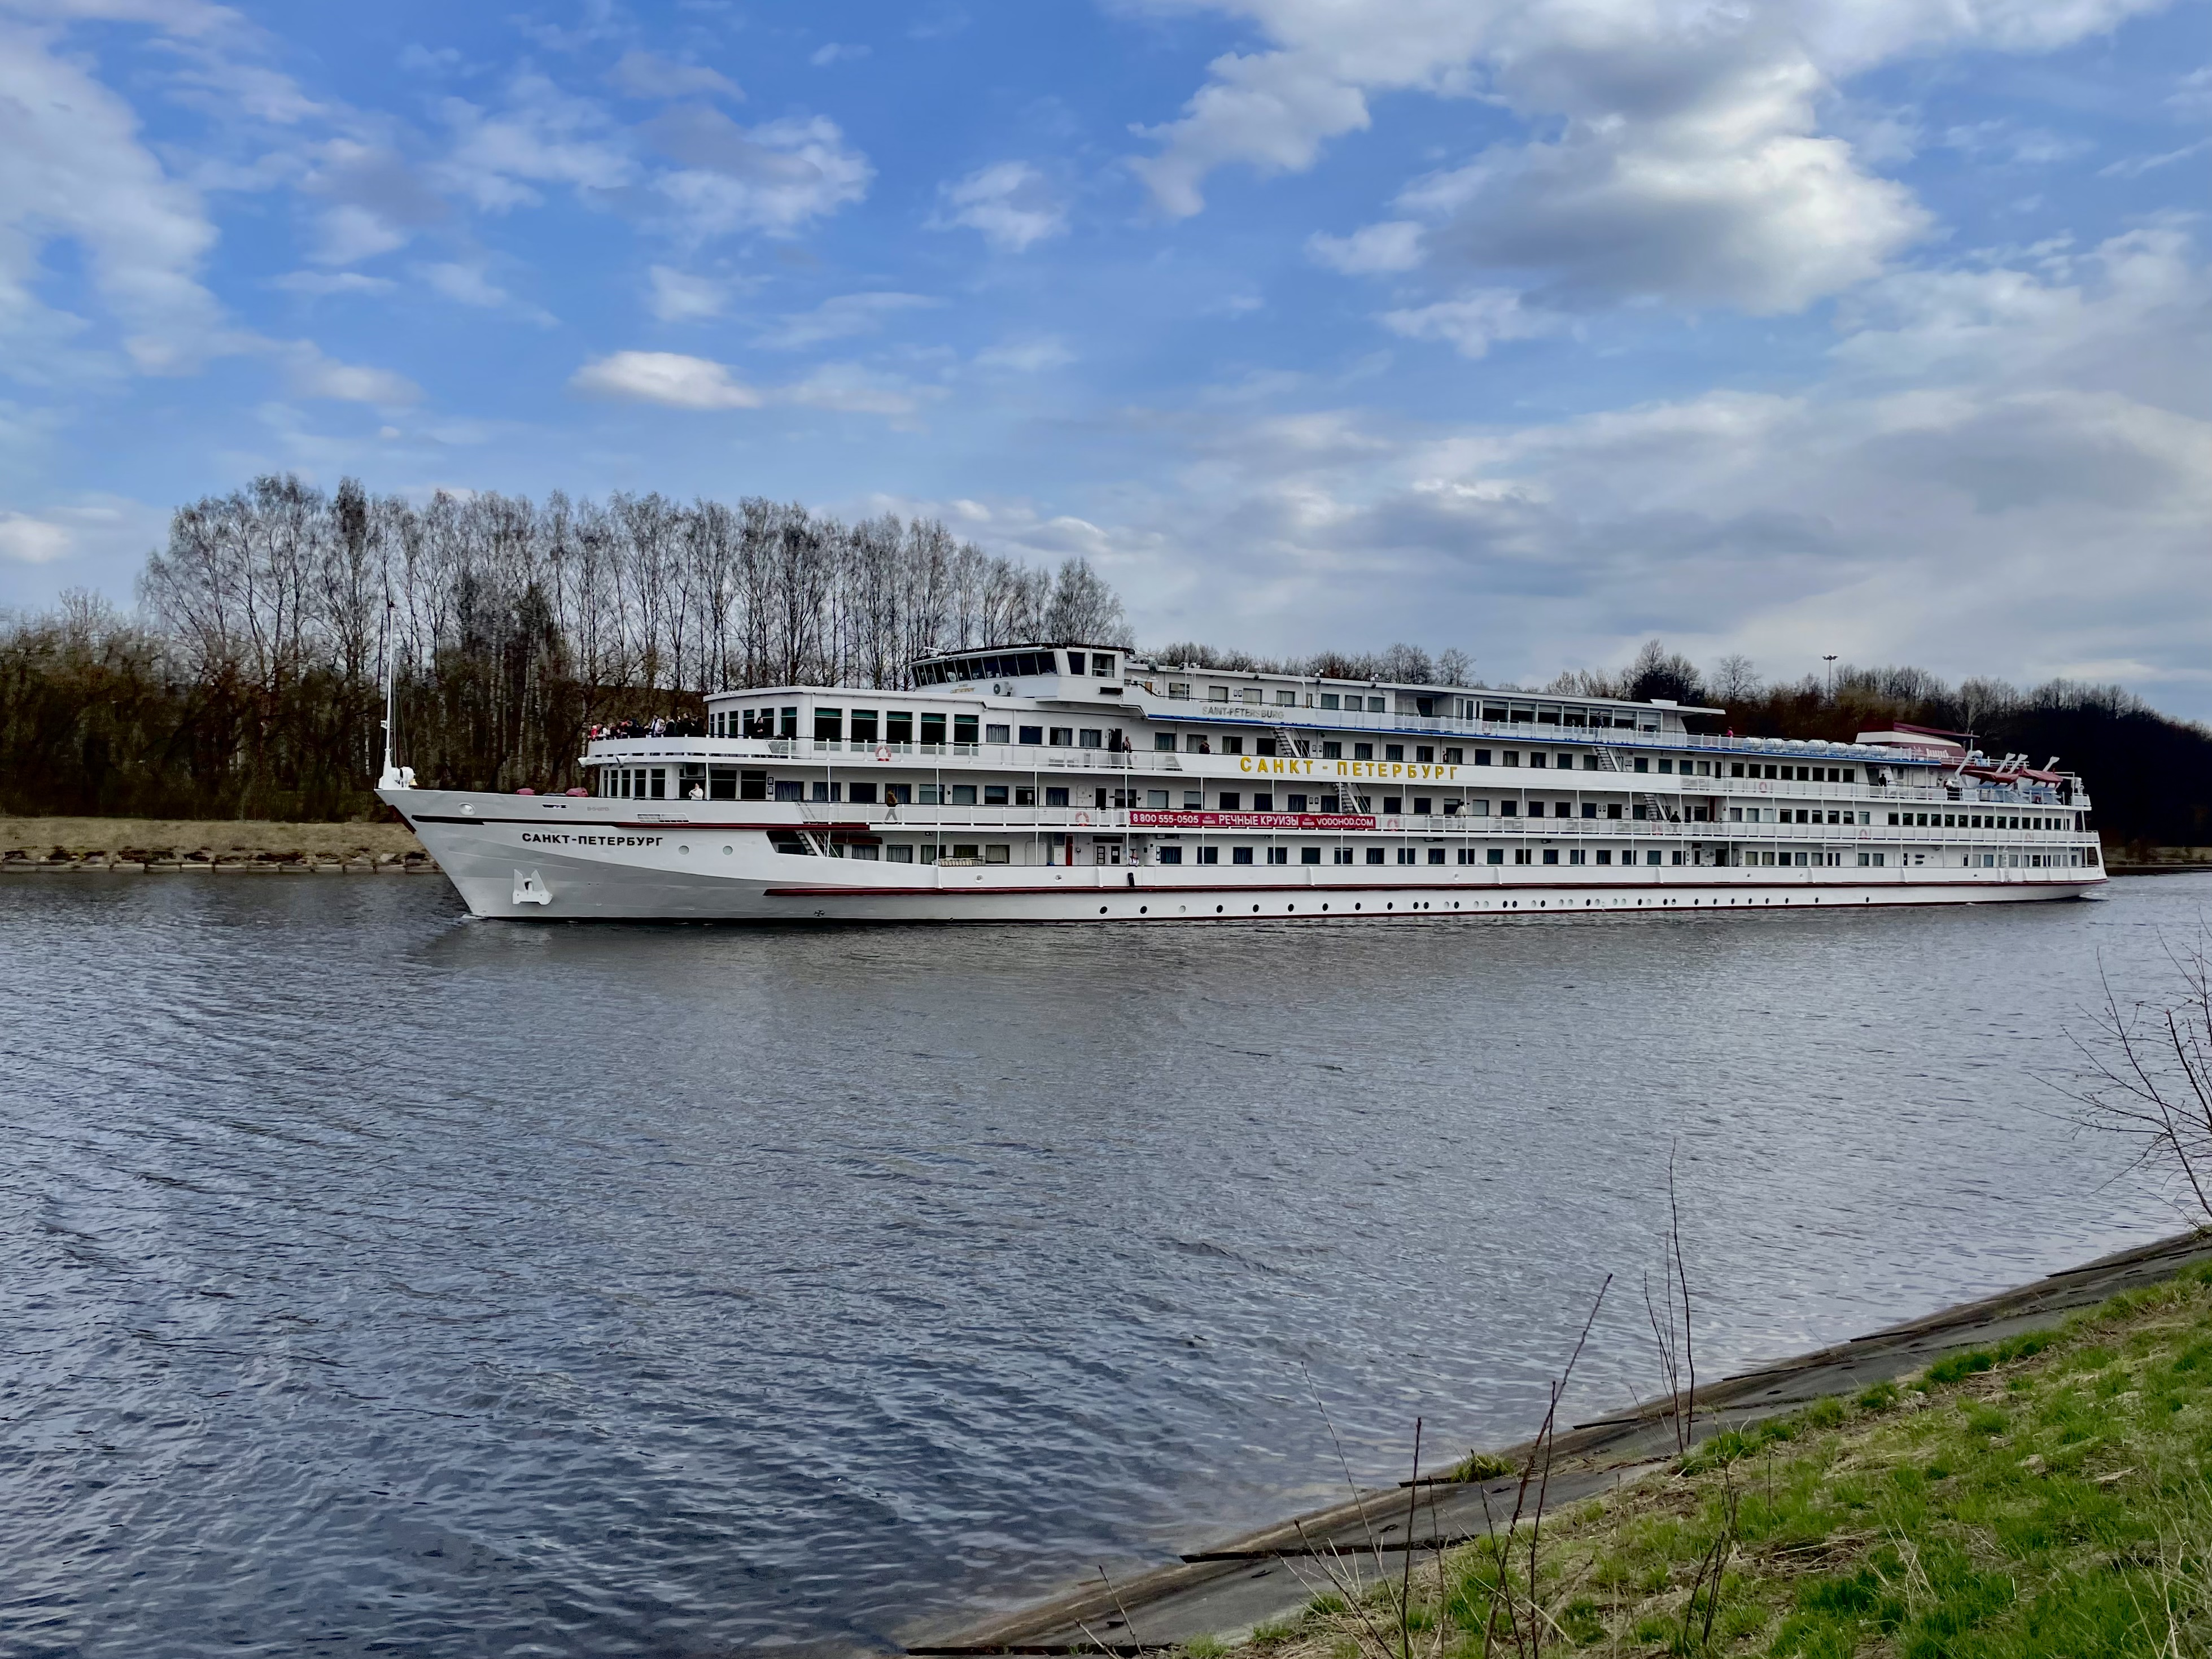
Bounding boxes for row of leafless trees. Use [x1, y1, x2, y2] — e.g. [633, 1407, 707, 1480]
[0, 474, 1129, 818]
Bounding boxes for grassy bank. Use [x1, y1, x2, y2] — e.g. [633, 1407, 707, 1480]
[1214, 1264, 2212, 1658]
[0, 816, 425, 863]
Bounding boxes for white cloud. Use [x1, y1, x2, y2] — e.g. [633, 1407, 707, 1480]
[0, 510, 72, 563]
[1129, 0, 2167, 317]
[272, 269, 395, 295]
[435, 73, 633, 212]
[285, 341, 421, 403]
[0, 18, 228, 372]
[810, 42, 870, 66]
[755, 291, 936, 349]
[419, 261, 506, 306]
[1308, 220, 1423, 274]
[1379, 290, 1555, 358]
[650, 111, 872, 237]
[782, 363, 929, 416]
[570, 350, 763, 409]
[606, 50, 740, 101]
[299, 139, 449, 267]
[976, 337, 1075, 372]
[929, 161, 1066, 251]
[647, 264, 731, 321]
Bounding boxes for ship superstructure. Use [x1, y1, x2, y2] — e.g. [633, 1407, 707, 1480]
[381, 643, 2103, 920]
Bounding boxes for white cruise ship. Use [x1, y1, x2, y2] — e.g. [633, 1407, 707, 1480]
[378, 643, 2104, 921]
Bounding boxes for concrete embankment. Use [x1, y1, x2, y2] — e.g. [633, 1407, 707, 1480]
[0, 815, 436, 873]
[911, 1230, 2212, 1656]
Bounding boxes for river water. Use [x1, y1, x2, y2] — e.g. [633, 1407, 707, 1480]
[2, 874, 2205, 1656]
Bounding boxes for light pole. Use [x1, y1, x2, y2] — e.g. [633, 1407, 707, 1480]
[1823, 653, 1838, 700]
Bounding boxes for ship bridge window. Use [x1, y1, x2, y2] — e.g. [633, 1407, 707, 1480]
[921, 713, 947, 745]
[1094, 655, 1116, 676]
[1066, 652, 1086, 675]
[1483, 704, 1509, 721]
[1537, 709, 1560, 724]
[850, 710, 878, 742]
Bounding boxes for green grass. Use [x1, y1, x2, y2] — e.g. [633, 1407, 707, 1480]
[1202, 1263, 2212, 1658]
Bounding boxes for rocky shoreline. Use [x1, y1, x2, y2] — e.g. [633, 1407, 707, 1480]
[0, 817, 438, 874]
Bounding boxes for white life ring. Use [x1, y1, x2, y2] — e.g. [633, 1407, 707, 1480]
[876, 744, 891, 762]
[1387, 816, 1402, 832]
[1076, 812, 1091, 827]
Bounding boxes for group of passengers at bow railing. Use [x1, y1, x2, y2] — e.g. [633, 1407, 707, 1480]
[585, 715, 708, 740]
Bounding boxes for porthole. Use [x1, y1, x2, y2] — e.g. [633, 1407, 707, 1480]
[1099, 906, 1108, 914]
[1139, 905, 1148, 914]
[722, 845, 733, 855]
[679, 844, 689, 854]
[1216, 903, 1224, 913]
[1252, 904, 1260, 913]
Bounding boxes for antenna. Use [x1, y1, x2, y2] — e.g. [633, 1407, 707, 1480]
[377, 598, 408, 789]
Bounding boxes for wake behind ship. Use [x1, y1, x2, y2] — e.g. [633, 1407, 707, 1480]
[379, 643, 2102, 922]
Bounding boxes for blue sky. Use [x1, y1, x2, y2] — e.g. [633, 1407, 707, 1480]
[1, 0, 2207, 707]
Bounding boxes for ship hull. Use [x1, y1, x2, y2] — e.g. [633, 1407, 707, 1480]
[387, 790, 2104, 924]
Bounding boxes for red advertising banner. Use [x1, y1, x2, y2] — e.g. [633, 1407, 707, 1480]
[1128, 810, 1377, 831]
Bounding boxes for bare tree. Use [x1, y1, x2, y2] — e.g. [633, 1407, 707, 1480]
[2063, 926, 2212, 1228]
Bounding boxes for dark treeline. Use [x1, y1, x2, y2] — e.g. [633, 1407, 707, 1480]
[0, 475, 1128, 819]
[1557, 641, 2212, 851]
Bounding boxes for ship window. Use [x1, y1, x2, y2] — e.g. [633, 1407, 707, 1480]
[1168, 682, 1191, 700]
[1529, 752, 1546, 769]
[1569, 849, 1586, 865]
[886, 844, 913, 863]
[1147, 790, 1169, 809]
[1209, 685, 1229, 702]
[1253, 792, 1275, 811]
[1017, 724, 1043, 745]
[1221, 736, 1243, 755]
[780, 706, 799, 738]
[850, 710, 878, 742]
[741, 770, 768, 801]
[1386, 744, 1405, 762]
[1199, 846, 1219, 865]
[1354, 743, 1374, 761]
[1444, 747, 1463, 764]
[950, 785, 977, 805]
[1321, 693, 1340, 709]
[709, 766, 737, 800]
[773, 781, 802, 801]
[985, 785, 1011, 806]
[886, 784, 911, 806]
[1428, 848, 1447, 865]
[1537, 709, 1560, 724]
[1483, 705, 1508, 721]
[1473, 749, 1491, 766]
[1396, 848, 1415, 865]
[1647, 850, 1663, 865]
[1514, 848, 1533, 863]
[1596, 849, 1611, 864]
[849, 782, 879, 805]
[1288, 793, 1309, 811]
[649, 770, 667, 798]
[811, 782, 837, 803]
[1079, 728, 1102, 749]
[1367, 848, 1387, 865]
[1322, 741, 1342, 759]
[986, 724, 1011, 744]
[1048, 726, 1073, 746]
[1220, 792, 1240, 810]
[1275, 689, 1295, 705]
[1542, 849, 1559, 865]
[1184, 791, 1202, 809]
[1581, 803, 1597, 819]
[1094, 656, 1115, 677]
[884, 711, 912, 744]
[1064, 652, 1085, 675]
[1470, 800, 1490, 816]
[1527, 801, 1545, 818]
[1157, 846, 1183, 865]
[1233, 846, 1255, 865]
[1332, 848, 1352, 864]
[1155, 732, 1177, 751]
[1607, 803, 1623, 819]
[1658, 758, 1673, 774]
[1383, 796, 1402, 814]
[1411, 796, 1431, 814]
[985, 845, 1011, 863]
[921, 713, 947, 745]
[1267, 847, 1288, 865]
[1500, 801, 1518, 817]
[955, 714, 980, 745]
